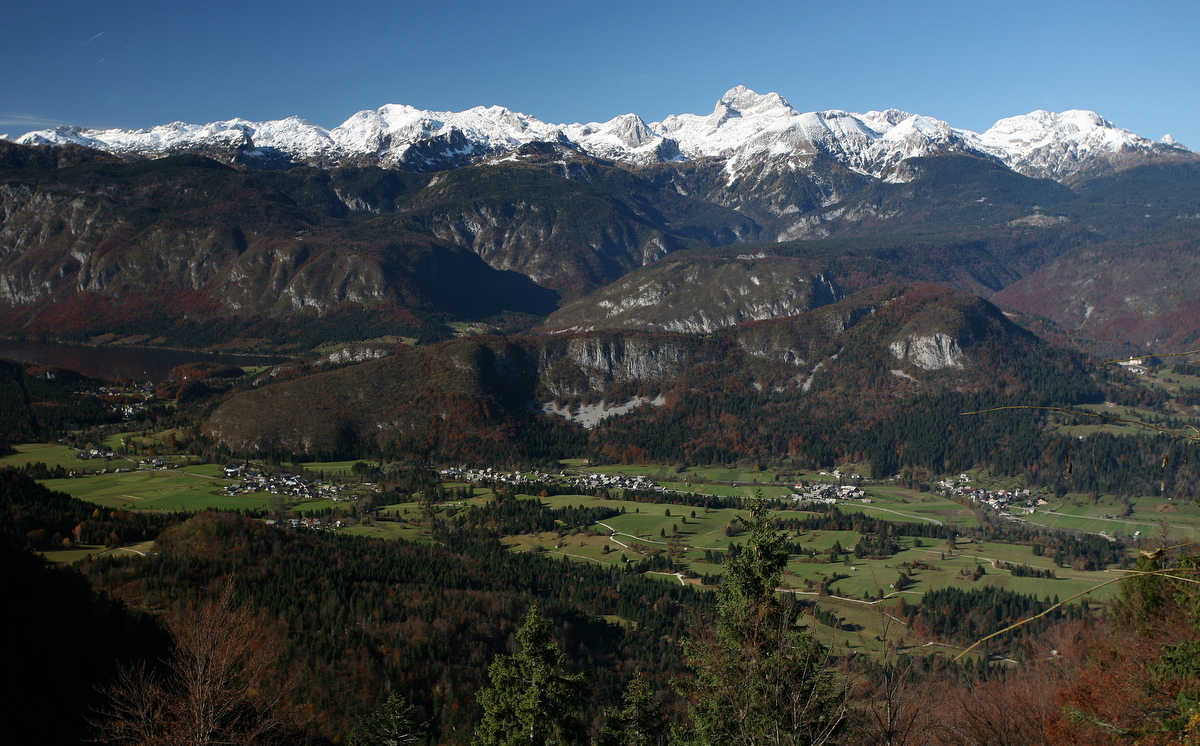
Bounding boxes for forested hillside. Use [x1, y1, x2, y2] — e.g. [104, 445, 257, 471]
[205, 283, 1101, 478]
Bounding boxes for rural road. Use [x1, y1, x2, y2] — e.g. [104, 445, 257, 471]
[854, 505, 943, 525]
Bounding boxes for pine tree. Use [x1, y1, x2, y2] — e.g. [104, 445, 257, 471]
[678, 494, 847, 745]
[596, 673, 668, 746]
[350, 693, 421, 746]
[472, 606, 587, 746]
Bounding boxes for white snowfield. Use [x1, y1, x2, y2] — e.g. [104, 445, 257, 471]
[11, 86, 1191, 182]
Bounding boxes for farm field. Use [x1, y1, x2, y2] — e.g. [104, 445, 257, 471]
[849, 487, 979, 528]
[1055, 402, 1171, 438]
[340, 520, 433, 543]
[177, 463, 231, 478]
[586, 464, 793, 484]
[0, 442, 135, 471]
[480, 491, 1125, 615]
[39, 539, 158, 565]
[1017, 493, 1200, 539]
[40, 470, 275, 511]
[300, 458, 377, 474]
[654, 480, 791, 499]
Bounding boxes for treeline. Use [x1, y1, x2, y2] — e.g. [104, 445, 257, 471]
[0, 467, 187, 548]
[773, 507, 954, 541]
[1031, 432, 1200, 498]
[589, 387, 1090, 480]
[900, 586, 1088, 648]
[446, 493, 620, 535]
[774, 504, 1128, 569]
[81, 510, 712, 744]
[0, 359, 121, 443]
[2, 539, 170, 745]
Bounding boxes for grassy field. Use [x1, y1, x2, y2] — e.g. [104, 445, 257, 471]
[1015, 492, 1200, 539]
[654, 481, 791, 499]
[586, 464, 791, 483]
[300, 459, 376, 474]
[847, 487, 979, 528]
[0, 443, 136, 471]
[1055, 395, 1200, 440]
[492, 491, 1124, 611]
[41, 470, 276, 511]
[340, 520, 433, 543]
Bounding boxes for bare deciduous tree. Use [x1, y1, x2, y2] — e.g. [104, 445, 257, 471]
[92, 582, 303, 746]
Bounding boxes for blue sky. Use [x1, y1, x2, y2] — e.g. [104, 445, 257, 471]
[3, 0, 1198, 148]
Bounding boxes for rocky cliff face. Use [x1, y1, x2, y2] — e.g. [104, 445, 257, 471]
[533, 334, 700, 396]
[889, 333, 965, 370]
[0, 153, 563, 347]
[540, 255, 844, 334]
[205, 284, 1035, 459]
[14, 88, 1194, 251]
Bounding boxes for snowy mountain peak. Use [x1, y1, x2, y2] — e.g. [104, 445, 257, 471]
[11, 89, 1193, 185]
[716, 86, 797, 118]
[974, 108, 1188, 182]
[982, 109, 1113, 143]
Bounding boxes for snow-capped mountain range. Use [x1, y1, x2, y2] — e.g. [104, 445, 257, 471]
[8, 86, 1193, 184]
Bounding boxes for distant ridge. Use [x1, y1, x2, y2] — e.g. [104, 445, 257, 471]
[10, 87, 1194, 184]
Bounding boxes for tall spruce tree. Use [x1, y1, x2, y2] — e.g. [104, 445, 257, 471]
[597, 673, 669, 746]
[350, 692, 422, 746]
[472, 605, 587, 746]
[678, 495, 848, 745]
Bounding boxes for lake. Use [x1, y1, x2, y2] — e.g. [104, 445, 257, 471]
[0, 343, 291, 382]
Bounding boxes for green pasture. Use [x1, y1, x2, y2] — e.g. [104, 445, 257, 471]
[0, 443, 135, 471]
[101, 431, 138, 450]
[300, 459, 377, 474]
[1044, 494, 1200, 527]
[39, 539, 158, 566]
[584, 503, 761, 550]
[800, 595, 916, 653]
[838, 488, 979, 527]
[291, 498, 344, 514]
[1057, 401, 1200, 438]
[770, 537, 1120, 608]
[586, 464, 787, 483]
[340, 520, 433, 544]
[40, 470, 275, 511]
[654, 481, 788, 499]
[1137, 368, 1200, 396]
[39, 543, 109, 565]
[1018, 495, 1200, 539]
[178, 463, 230, 478]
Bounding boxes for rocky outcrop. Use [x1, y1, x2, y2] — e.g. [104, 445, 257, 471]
[541, 256, 844, 334]
[889, 333, 965, 370]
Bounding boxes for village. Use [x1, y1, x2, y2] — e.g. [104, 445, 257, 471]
[219, 463, 352, 501]
[440, 466, 666, 494]
[936, 473, 1046, 516]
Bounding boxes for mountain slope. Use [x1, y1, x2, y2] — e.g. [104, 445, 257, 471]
[990, 162, 1200, 355]
[16, 87, 1189, 187]
[205, 284, 1098, 475]
[12, 88, 1194, 259]
[0, 148, 563, 349]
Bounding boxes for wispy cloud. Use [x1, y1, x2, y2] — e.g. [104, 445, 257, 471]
[82, 32, 104, 47]
[0, 113, 74, 131]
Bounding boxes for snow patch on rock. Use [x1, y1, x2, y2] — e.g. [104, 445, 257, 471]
[540, 395, 665, 429]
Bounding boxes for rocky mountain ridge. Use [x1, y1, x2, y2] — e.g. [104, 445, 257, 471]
[13, 87, 1192, 188]
[204, 283, 1096, 469]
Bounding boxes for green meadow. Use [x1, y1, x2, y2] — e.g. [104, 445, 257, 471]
[586, 464, 788, 483]
[0, 443, 135, 471]
[1018, 493, 1200, 539]
[499, 491, 1123, 605]
[40, 470, 275, 511]
[300, 458, 378, 474]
